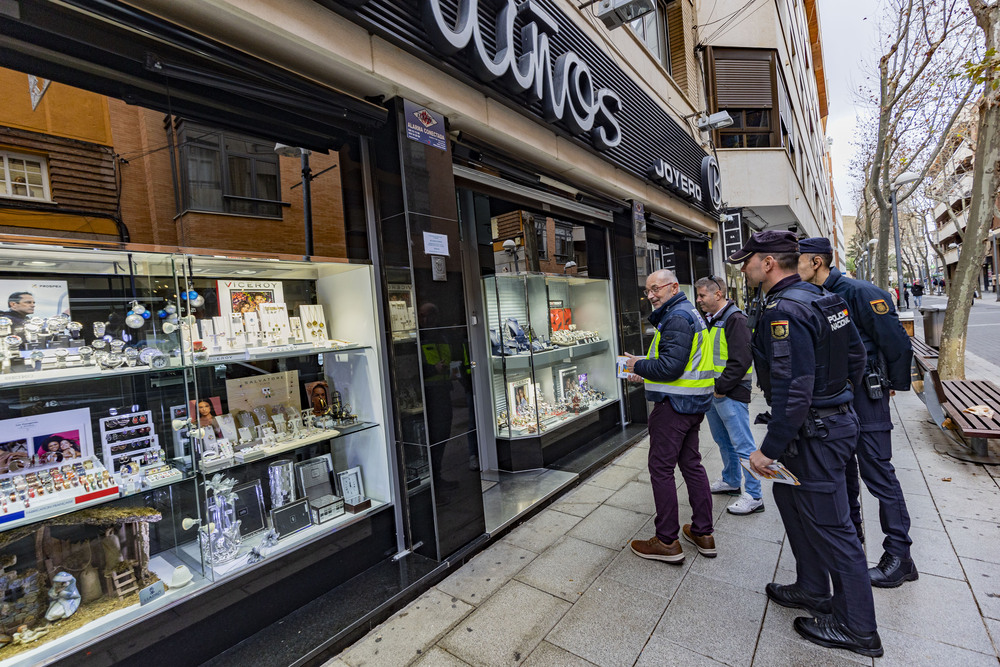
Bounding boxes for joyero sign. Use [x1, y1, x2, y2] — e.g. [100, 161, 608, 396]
[422, 0, 623, 150]
[650, 156, 723, 212]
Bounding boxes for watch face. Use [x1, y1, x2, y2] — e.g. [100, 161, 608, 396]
[124, 347, 139, 359]
[150, 354, 168, 369]
[54, 349, 68, 358]
[68, 321, 82, 331]
[5, 335, 21, 348]
[30, 351, 44, 361]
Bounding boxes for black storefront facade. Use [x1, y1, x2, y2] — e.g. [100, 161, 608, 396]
[0, 0, 723, 664]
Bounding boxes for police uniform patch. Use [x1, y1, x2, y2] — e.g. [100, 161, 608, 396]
[870, 299, 889, 315]
[771, 320, 789, 339]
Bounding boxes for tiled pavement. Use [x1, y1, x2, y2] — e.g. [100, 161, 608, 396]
[328, 375, 1000, 666]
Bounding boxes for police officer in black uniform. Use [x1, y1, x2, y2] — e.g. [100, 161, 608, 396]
[799, 237, 917, 587]
[728, 231, 882, 657]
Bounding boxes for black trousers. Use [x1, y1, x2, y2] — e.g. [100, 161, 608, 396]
[846, 390, 913, 558]
[774, 408, 877, 634]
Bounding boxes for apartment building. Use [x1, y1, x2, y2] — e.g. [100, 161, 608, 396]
[699, 0, 834, 253]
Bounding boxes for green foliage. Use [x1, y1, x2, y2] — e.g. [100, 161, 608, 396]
[957, 48, 999, 86]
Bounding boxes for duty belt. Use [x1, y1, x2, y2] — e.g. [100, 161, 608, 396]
[810, 403, 850, 419]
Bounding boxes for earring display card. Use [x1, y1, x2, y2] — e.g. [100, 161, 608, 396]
[270, 498, 312, 539]
[225, 370, 300, 417]
[259, 303, 292, 342]
[298, 305, 328, 344]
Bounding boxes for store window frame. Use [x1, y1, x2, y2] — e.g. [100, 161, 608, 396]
[0, 149, 52, 202]
[554, 222, 574, 264]
[175, 121, 285, 219]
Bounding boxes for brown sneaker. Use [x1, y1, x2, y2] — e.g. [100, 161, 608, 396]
[682, 524, 717, 557]
[630, 536, 684, 564]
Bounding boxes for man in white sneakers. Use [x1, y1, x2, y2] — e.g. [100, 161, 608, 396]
[695, 276, 763, 515]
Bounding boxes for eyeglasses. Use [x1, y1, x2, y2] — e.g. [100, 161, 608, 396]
[644, 283, 677, 296]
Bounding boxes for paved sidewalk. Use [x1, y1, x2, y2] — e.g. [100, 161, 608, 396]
[327, 389, 1000, 666]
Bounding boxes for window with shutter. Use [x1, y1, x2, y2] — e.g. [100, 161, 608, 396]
[711, 48, 778, 149]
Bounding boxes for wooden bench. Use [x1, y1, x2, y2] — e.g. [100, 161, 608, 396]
[910, 336, 938, 373]
[924, 369, 1000, 464]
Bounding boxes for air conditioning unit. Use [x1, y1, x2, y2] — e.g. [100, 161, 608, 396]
[595, 0, 655, 30]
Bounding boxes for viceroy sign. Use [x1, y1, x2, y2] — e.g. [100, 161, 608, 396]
[421, 0, 623, 151]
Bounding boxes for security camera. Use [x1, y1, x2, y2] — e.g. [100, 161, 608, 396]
[696, 111, 734, 131]
[502, 239, 517, 253]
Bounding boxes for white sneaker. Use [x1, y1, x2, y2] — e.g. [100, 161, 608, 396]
[727, 492, 764, 515]
[710, 479, 741, 495]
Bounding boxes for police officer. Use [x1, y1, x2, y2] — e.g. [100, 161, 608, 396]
[728, 231, 882, 657]
[799, 237, 917, 588]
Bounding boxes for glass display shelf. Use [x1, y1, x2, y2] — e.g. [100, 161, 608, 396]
[191, 342, 369, 367]
[0, 358, 183, 387]
[198, 421, 379, 475]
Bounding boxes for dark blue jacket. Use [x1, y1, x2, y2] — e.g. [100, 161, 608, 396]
[753, 275, 867, 459]
[823, 267, 912, 390]
[635, 292, 711, 414]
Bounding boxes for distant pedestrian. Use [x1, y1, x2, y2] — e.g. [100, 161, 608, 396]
[694, 275, 763, 515]
[624, 269, 716, 564]
[911, 281, 924, 308]
[903, 285, 910, 310]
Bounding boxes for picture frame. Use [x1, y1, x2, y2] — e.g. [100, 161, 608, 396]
[337, 466, 364, 501]
[295, 454, 335, 501]
[555, 365, 578, 402]
[0, 408, 95, 474]
[270, 498, 312, 540]
[232, 480, 267, 538]
[506, 377, 534, 415]
[216, 279, 285, 318]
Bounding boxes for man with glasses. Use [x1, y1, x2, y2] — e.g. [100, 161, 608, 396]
[729, 231, 880, 657]
[798, 237, 917, 588]
[694, 275, 762, 515]
[623, 269, 716, 564]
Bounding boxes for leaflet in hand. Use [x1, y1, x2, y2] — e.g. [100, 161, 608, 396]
[740, 458, 800, 485]
[616, 356, 631, 379]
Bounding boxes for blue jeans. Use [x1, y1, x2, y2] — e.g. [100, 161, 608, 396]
[706, 395, 762, 499]
[914, 295, 922, 308]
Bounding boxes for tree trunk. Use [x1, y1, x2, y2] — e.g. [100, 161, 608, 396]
[940, 2, 1000, 379]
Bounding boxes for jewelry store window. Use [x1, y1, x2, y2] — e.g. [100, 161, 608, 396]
[474, 195, 622, 471]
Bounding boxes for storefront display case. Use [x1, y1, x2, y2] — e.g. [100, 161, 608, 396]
[0, 243, 392, 666]
[484, 273, 621, 470]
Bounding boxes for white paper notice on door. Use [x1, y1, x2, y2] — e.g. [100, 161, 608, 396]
[423, 232, 449, 256]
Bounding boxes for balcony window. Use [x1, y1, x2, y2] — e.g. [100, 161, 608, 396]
[177, 123, 282, 218]
[628, 0, 674, 74]
[709, 47, 779, 149]
[0, 150, 50, 201]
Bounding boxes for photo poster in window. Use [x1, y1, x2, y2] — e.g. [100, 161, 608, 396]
[0, 408, 93, 475]
[190, 396, 224, 438]
[555, 366, 578, 402]
[304, 380, 335, 417]
[225, 370, 300, 417]
[216, 280, 284, 318]
[0, 279, 70, 320]
[507, 377, 535, 416]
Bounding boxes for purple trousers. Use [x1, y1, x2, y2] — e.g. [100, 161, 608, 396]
[648, 399, 714, 542]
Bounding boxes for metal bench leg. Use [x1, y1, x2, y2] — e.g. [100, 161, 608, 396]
[971, 437, 988, 457]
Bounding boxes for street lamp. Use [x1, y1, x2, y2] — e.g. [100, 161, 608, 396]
[891, 171, 920, 303]
[274, 144, 314, 259]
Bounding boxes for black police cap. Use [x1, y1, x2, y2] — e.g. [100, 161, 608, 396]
[799, 237, 833, 255]
[726, 230, 799, 263]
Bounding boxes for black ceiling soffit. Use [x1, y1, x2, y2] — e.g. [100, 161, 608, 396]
[0, 0, 387, 151]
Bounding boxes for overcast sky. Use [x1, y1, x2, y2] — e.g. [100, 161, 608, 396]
[818, 0, 880, 215]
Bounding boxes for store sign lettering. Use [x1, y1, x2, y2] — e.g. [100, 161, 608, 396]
[649, 156, 723, 212]
[422, 0, 623, 150]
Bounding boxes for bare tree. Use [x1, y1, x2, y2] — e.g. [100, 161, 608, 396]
[861, 0, 978, 289]
[938, 0, 1000, 379]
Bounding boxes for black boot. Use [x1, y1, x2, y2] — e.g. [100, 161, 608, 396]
[794, 616, 883, 657]
[765, 583, 832, 616]
[869, 552, 919, 588]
